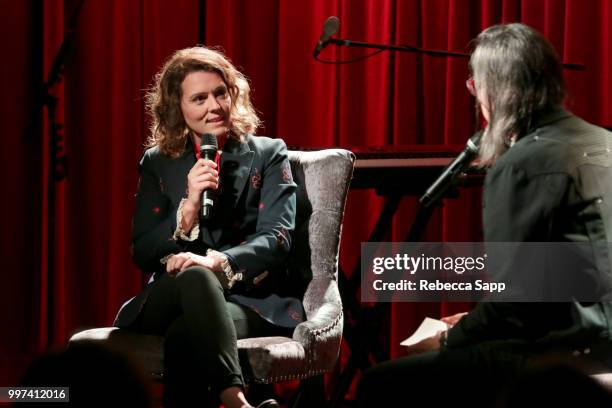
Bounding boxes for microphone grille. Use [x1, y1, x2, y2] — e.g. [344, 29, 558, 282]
[201, 133, 218, 149]
[471, 130, 483, 144]
[466, 131, 483, 153]
[324, 16, 340, 37]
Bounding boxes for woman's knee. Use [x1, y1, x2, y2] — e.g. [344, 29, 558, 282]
[174, 266, 223, 293]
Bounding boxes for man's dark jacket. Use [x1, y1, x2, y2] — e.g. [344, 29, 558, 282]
[448, 109, 612, 352]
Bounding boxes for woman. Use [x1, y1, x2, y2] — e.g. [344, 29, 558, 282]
[358, 23, 612, 406]
[114, 46, 303, 408]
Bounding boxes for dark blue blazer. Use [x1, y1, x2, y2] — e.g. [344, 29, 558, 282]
[114, 135, 304, 329]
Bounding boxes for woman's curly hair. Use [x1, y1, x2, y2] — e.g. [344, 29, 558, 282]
[145, 47, 261, 157]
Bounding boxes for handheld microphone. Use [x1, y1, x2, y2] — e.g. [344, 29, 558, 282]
[419, 131, 483, 208]
[200, 133, 218, 220]
[313, 16, 340, 58]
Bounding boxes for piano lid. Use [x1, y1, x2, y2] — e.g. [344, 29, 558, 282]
[290, 144, 464, 167]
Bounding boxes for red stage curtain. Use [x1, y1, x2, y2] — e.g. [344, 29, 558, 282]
[0, 0, 43, 386]
[2, 0, 611, 392]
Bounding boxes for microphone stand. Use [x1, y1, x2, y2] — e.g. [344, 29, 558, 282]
[319, 36, 585, 70]
[325, 37, 471, 59]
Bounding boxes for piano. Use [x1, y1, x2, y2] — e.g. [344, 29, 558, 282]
[290, 144, 484, 193]
[352, 144, 463, 168]
[351, 144, 464, 192]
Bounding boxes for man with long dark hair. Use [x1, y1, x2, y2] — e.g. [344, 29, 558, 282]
[358, 23, 612, 407]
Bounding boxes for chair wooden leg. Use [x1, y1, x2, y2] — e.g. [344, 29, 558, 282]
[292, 375, 326, 408]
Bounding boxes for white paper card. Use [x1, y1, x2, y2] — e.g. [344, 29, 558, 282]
[400, 317, 448, 347]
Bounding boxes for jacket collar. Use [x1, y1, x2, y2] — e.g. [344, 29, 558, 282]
[220, 135, 255, 208]
[532, 107, 573, 130]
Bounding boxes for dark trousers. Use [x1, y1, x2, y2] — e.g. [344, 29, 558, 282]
[357, 341, 532, 408]
[357, 340, 612, 407]
[128, 266, 286, 407]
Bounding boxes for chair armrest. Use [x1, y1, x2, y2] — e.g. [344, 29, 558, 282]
[294, 302, 343, 342]
[292, 277, 344, 370]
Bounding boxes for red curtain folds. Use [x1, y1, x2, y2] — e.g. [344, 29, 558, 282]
[0, 0, 43, 386]
[2, 0, 610, 391]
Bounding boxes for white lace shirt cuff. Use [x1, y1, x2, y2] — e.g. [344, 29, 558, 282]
[172, 199, 200, 241]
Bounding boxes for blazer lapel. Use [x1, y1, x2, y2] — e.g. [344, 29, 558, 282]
[210, 137, 254, 244]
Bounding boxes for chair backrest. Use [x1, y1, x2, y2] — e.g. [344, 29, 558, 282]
[286, 149, 355, 318]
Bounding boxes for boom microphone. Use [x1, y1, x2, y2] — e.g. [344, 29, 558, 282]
[419, 131, 482, 207]
[313, 16, 340, 58]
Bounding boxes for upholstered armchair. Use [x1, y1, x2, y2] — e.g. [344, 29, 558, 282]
[69, 149, 355, 406]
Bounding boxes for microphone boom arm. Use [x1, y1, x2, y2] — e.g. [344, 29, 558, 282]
[327, 37, 472, 59]
[321, 37, 585, 69]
